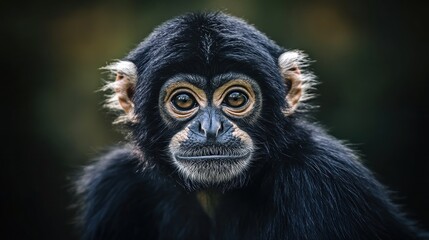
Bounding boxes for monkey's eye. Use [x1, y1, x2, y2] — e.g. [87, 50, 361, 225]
[224, 91, 248, 108]
[172, 92, 197, 111]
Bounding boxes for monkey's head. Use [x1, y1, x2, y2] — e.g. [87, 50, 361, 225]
[102, 13, 315, 190]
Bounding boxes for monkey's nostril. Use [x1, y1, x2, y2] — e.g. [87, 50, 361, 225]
[218, 122, 224, 135]
[198, 121, 206, 135]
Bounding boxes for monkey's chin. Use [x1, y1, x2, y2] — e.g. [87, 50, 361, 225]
[172, 152, 252, 185]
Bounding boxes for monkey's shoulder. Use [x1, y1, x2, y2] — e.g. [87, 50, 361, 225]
[77, 147, 165, 196]
[75, 147, 172, 239]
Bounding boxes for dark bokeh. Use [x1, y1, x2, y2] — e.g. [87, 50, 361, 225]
[2, 0, 428, 239]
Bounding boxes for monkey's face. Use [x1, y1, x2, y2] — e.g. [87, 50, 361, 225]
[102, 48, 312, 188]
[159, 73, 262, 184]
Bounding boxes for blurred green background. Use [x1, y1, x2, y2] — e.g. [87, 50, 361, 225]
[2, 0, 428, 239]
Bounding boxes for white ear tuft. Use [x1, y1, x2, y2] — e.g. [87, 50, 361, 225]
[278, 50, 317, 115]
[100, 60, 138, 124]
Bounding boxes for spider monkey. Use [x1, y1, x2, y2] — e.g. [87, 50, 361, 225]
[75, 12, 428, 240]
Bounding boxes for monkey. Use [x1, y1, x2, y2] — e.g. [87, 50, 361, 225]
[75, 12, 428, 240]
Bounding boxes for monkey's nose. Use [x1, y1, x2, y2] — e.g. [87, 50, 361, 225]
[199, 112, 224, 141]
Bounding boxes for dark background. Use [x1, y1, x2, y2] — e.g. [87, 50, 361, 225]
[2, 0, 428, 239]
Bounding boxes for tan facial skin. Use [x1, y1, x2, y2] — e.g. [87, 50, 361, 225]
[161, 77, 257, 185]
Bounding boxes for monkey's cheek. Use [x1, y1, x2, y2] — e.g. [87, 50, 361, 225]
[171, 154, 252, 184]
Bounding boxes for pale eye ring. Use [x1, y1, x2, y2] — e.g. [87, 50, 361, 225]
[223, 90, 248, 108]
[171, 92, 197, 111]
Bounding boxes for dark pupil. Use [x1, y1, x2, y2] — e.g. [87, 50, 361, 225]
[173, 93, 194, 110]
[227, 91, 247, 107]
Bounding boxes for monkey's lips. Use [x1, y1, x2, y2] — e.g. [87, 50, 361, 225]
[175, 152, 251, 162]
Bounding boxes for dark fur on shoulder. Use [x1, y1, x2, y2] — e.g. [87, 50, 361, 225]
[75, 12, 428, 240]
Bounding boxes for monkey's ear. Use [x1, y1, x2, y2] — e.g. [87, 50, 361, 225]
[101, 60, 138, 123]
[278, 50, 316, 115]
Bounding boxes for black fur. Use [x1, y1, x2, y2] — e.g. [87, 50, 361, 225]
[75, 12, 428, 239]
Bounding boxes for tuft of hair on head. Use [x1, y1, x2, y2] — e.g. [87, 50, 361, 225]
[100, 60, 138, 124]
[278, 50, 318, 115]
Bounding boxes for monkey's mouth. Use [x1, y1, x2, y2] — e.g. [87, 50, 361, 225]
[171, 148, 253, 183]
[175, 151, 251, 162]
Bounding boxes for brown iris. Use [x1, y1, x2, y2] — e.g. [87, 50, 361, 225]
[224, 91, 248, 108]
[172, 92, 196, 111]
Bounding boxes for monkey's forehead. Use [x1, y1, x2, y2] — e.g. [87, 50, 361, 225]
[125, 12, 284, 73]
